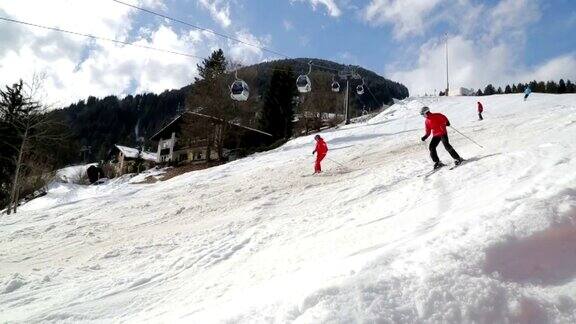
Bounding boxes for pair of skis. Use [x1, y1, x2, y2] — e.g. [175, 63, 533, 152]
[420, 159, 468, 178]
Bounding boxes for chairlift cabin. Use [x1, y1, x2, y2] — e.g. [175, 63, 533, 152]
[356, 85, 364, 95]
[230, 80, 249, 101]
[331, 81, 340, 92]
[296, 75, 311, 93]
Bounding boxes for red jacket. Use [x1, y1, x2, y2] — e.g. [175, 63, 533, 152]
[424, 113, 450, 137]
[477, 102, 483, 113]
[315, 138, 328, 155]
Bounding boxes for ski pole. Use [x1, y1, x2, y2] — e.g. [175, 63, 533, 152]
[449, 126, 484, 149]
[326, 157, 349, 169]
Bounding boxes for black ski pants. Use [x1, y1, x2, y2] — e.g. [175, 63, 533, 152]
[429, 134, 461, 163]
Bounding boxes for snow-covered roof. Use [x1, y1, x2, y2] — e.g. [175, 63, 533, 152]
[115, 145, 157, 162]
[141, 151, 157, 162]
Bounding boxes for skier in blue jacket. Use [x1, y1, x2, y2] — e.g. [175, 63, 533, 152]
[524, 87, 531, 101]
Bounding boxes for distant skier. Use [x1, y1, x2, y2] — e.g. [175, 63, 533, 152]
[477, 101, 484, 120]
[420, 107, 464, 169]
[524, 87, 531, 101]
[312, 134, 328, 173]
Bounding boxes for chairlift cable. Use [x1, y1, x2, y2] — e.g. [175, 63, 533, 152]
[364, 82, 381, 107]
[111, 0, 290, 59]
[0, 16, 205, 59]
[111, 0, 344, 73]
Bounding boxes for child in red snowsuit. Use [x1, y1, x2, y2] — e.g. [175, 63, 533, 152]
[477, 101, 484, 120]
[312, 135, 328, 173]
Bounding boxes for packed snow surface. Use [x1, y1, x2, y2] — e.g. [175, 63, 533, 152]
[2, 94, 576, 323]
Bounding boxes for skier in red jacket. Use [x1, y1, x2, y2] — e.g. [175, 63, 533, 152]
[420, 107, 464, 169]
[312, 134, 328, 173]
[477, 101, 484, 120]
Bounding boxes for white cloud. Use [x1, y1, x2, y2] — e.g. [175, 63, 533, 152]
[283, 20, 294, 31]
[198, 0, 232, 28]
[0, 0, 218, 106]
[376, 0, 571, 95]
[228, 30, 270, 66]
[387, 35, 576, 96]
[0, 0, 272, 106]
[363, 0, 444, 39]
[292, 0, 342, 17]
[387, 36, 515, 95]
[362, 0, 540, 42]
[482, 0, 540, 44]
[521, 54, 576, 82]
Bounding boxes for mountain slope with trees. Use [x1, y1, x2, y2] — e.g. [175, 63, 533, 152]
[47, 54, 409, 163]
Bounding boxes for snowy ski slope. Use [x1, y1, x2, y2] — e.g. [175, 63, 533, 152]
[1, 93, 576, 323]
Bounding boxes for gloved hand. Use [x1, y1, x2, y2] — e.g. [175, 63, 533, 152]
[421, 136, 428, 142]
[312, 150, 316, 155]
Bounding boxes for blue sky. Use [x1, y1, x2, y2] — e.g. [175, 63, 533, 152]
[1, 0, 575, 104]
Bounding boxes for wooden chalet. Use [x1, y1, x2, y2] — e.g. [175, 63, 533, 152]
[150, 112, 272, 164]
[108, 144, 157, 176]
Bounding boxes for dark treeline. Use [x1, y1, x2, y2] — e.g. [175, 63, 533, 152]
[47, 88, 189, 163]
[253, 58, 409, 108]
[475, 79, 576, 96]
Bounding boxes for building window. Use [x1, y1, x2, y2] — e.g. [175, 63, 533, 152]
[193, 151, 204, 160]
[161, 139, 172, 149]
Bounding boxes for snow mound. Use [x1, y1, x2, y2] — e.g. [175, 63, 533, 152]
[54, 163, 96, 184]
[1, 93, 576, 323]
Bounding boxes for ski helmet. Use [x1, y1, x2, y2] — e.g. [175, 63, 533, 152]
[420, 106, 430, 116]
[314, 134, 321, 140]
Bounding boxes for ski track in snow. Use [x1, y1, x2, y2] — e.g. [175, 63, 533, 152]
[1, 94, 576, 323]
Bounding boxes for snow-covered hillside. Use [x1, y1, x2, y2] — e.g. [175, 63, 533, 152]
[2, 94, 576, 323]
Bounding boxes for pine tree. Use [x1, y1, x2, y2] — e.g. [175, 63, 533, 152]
[484, 84, 496, 95]
[0, 82, 22, 209]
[497, 87, 503, 94]
[517, 83, 526, 92]
[566, 80, 575, 93]
[476, 89, 483, 96]
[260, 65, 297, 140]
[512, 84, 518, 93]
[195, 49, 227, 81]
[186, 49, 234, 160]
[558, 79, 567, 94]
[536, 81, 546, 92]
[504, 85, 512, 93]
[545, 81, 558, 93]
